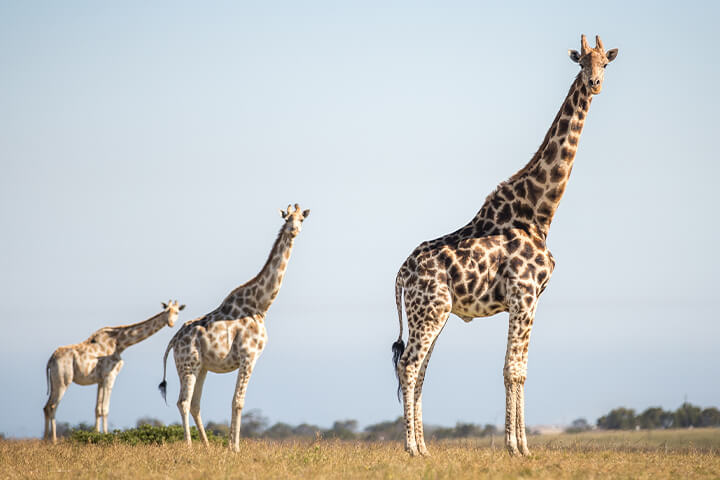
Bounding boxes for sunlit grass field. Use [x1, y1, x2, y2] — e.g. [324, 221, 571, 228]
[1, 429, 718, 479]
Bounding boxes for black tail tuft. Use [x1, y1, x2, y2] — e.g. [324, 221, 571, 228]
[158, 380, 167, 405]
[391, 339, 405, 403]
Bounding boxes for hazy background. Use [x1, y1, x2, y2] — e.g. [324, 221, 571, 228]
[1, 1, 718, 438]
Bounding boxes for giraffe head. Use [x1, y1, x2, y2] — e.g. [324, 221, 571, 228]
[569, 34, 618, 95]
[279, 204, 310, 237]
[160, 300, 185, 327]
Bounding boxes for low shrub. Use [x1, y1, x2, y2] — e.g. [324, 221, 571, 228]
[70, 424, 225, 445]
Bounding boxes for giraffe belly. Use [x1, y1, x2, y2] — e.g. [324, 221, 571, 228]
[451, 280, 507, 319]
[204, 356, 243, 374]
[73, 366, 101, 385]
[72, 356, 101, 385]
[201, 342, 263, 373]
[452, 300, 506, 320]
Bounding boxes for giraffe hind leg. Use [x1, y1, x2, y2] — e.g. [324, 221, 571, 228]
[43, 368, 68, 443]
[504, 293, 536, 456]
[190, 368, 209, 447]
[398, 300, 450, 457]
[177, 372, 198, 446]
[414, 334, 443, 456]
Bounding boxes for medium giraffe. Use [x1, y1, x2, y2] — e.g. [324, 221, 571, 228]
[43, 300, 184, 443]
[391, 35, 618, 457]
[158, 204, 309, 452]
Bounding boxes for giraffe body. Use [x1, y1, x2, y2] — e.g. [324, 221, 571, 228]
[43, 301, 183, 443]
[392, 35, 618, 457]
[159, 204, 309, 452]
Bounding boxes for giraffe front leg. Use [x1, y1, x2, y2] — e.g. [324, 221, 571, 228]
[503, 379, 520, 456]
[504, 293, 535, 457]
[177, 373, 197, 446]
[515, 382, 530, 456]
[100, 361, 122, 433]
[94, 384, 104, 432]
[229, 356, 256, 452]
[190, 369, 209, 447]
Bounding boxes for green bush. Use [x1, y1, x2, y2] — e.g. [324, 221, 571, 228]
[70, 424, 224, 446]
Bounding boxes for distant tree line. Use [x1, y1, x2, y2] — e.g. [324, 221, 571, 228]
[50, 402, 720, 441]
[566, 402, 720, 433]
[199, 411, 500, 441]
[51, 411, 500, 441]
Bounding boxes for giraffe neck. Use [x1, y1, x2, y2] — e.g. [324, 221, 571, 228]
[475, 74, 592, 239]
[240, 227, 296, 313]
[114, 311, 169, 351]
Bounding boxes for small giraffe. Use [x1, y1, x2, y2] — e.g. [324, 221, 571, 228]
[43, 300, 184, 443]
[158, 204, 309, 452]
[391, 35, 618, 457]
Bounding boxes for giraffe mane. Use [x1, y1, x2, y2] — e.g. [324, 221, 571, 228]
[480, 72, 582, 210]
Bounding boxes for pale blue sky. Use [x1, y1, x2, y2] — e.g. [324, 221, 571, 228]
[1, 1, 719, 437]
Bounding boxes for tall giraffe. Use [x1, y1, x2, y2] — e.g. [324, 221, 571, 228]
[392, 35, 618, 457]
[158, 204, 309, 452]
[43, 300, 184, 443]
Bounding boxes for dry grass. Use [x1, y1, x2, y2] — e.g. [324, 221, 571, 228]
[1, 429, 719, 479]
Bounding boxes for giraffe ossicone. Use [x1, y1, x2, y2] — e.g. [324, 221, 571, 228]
[158, 204, 309, 452]
[43, 300, 184, 443]
[392, 34, 618, 457]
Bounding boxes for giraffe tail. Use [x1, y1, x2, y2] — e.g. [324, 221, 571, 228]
[391, 271, 406, 402]
[45, 357, 52, 397]
[158, 336, 175, 405]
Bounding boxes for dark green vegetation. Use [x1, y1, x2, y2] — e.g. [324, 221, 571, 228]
[69, 424, 223, 446]
[595, 403, 720, 430]
[64, 418, 499, 445]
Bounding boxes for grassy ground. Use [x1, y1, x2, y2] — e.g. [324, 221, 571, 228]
[1, 429, 718, 479]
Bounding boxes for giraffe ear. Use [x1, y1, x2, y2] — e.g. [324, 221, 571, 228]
[606, 48, 618, 62]
[162, 302, 168, 309]
[568, 50, 581, 64]
[279, 209, 286, 219]
[179, 304, 186, 311]
[302, 209, 310, 219]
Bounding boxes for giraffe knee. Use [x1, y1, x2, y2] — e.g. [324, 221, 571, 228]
[177, 399, 191, 413]
[503, 369, 527, 385]
[190, 404, 201, 417]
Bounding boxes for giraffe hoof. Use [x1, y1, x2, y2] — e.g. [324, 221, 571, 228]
[419, 447, 431, 457]
[405, 445, 420, 457]
[506, 445, 521, 457]
[519, 446, 531, 456]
